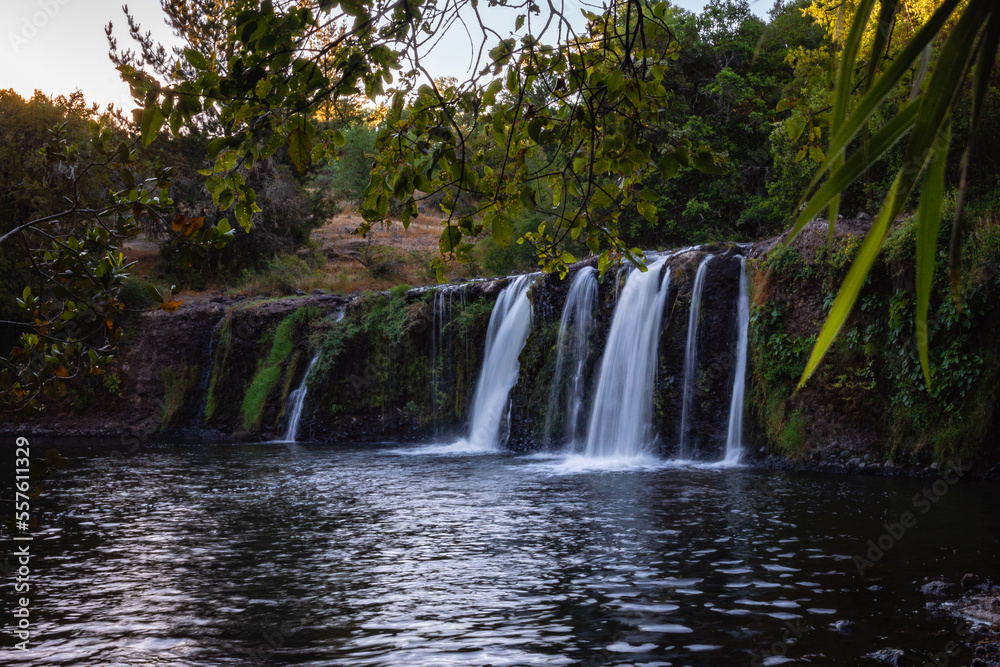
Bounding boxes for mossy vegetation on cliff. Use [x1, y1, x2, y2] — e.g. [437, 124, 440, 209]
[750, 197, 1000, 464]
[159, 364, 198, 430]
[241, 307, 321, 431]
[303, 285, 496, 439]
[203, 316, 232, 422]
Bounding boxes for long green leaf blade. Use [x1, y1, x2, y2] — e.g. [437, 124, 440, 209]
[786, 0, 964, 242]
[828, 0, 879, 246]
[822, 0, 964, 171]
[865, 0, 900, 94]
[915, 125, 950, 387]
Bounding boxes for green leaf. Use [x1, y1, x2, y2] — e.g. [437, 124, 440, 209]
[216, 151, 238, 173]
[785, 115, 807, 142]
[235, 201, 252, 231]
[287, 127, 312, 173]
[184, 49, 209, 71]
[799, 175, 903, 389]
[207, 136, 228, 159]
[519, 186, 536, 209]
[140, 103, 165, 147]
[332, 129, 346, 147]
[527, 118, 543, 143]
[169, 109, 182, 136]
[915, 124, 949, 387]
[607, 71, 625, 95]
[949, 16, 1000, 296]
[832, 0, 877, 133]
[217, 188, 235, 209]
[639, 188, 658, 202]
[864, 0, 900, 94]
[145, 283, 164, 304]
[439, 226, 462, 254]
[637, 200, 657, 224]
[597, 252, 611, 277]
[658, 154, 679, 180]
[692, 152, 727, 175]
[483, 80, 502, 107]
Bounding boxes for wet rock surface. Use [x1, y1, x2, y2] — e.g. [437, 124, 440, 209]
[865, 647, 905, 666]
[922, 575, 1000, 665]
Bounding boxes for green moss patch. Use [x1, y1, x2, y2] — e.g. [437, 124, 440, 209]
[241, 307, 319, 431]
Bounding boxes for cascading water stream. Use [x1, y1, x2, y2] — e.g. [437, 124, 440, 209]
[280, 353, 320, 443]
[723, 256, 749, 464]
[454, 275, 534, 452]
[583, 258, 671, 459]
[430, 287, 451, 434]
[543, 266, 598, 448]
[678, 255, 712, 458]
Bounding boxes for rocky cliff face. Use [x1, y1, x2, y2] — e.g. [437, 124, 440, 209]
[747, 216, 1000, 475]
[12, 221, 1000, 476]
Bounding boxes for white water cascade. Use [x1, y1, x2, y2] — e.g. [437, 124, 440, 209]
[543, 266, 598, 448]
[678, 255, 712, 458]
[723, 257, 749, 464]
[281, 353, 320, 443]
[430, 286, 462, 434]
[583, 259, 672, 459]
[455, 275, 534, 451]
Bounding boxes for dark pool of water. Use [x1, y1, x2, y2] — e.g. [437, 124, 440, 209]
[1, 441, 997, 666]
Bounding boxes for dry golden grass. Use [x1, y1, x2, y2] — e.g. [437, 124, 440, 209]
[121, 208, 470, 300]
[121, 239, 162, 277]
[309, 208, 474, 290]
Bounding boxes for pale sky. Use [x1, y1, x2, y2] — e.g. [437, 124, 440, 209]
[1, 0, 767, 110]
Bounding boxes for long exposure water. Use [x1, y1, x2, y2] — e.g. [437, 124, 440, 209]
[3, 440, 997, 666]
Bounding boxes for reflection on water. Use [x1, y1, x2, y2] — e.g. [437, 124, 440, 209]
[2, 441, 998, 666]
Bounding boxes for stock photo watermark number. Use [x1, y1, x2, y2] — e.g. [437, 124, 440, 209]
[11, 436, 33, 651]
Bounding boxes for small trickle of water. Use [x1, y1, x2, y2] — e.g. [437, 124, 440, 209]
[544, 266, 598, 448]
[430, 288, 448, 434]
[678, 255, 712, 458]
[723, 257, 749, 464]
[281, 353, 320, 443]
[454, 275, 534, 451]
[583, 259, 671, 459]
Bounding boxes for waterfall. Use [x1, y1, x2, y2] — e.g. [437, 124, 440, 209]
[543, 266, 598, 448]
[678, 255, 712, 458]
[281, 353, 320, 443]
[583, 259, 671, 459]
[430, 287, 451, 434]
[455, 275, 534, 451]
[723, 257, 749, 464]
